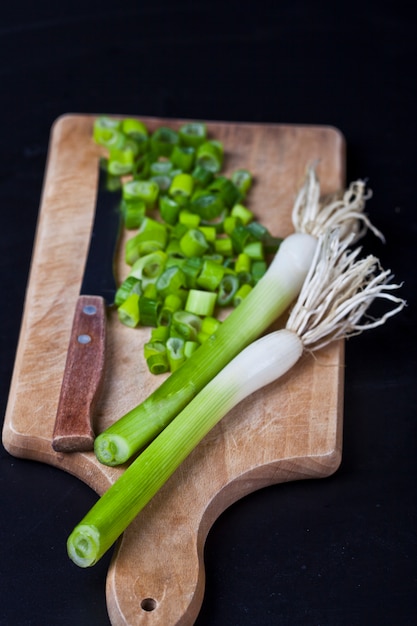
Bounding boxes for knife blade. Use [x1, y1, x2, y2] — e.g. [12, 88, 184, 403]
[52, 163, 122, 452]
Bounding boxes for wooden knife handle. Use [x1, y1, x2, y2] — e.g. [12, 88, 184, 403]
[52, 295, 106, 452]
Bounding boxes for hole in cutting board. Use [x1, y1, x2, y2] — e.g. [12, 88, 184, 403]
[141, 597, 157, 612]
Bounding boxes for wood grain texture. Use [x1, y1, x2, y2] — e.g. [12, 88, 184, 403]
[2, 114, 346, 625]
[52, 294, 106, 452]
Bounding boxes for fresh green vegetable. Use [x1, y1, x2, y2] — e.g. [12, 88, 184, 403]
[94, 231, 317, 466]
[178, 122, 207, 147]
[68, 229, 405, 567]
[93, 115, 287, 375]
[94, 165, 387, 466]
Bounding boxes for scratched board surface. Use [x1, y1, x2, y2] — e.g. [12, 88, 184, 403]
[3, 114, 345, 625]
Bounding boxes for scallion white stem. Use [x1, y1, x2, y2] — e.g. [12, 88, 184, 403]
[68, 228, 405, 568]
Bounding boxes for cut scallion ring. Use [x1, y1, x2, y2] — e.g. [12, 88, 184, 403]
[217, 274, 239, 306]
[178, 122, 207, 148]
[166, 337, 186, 372]
[190, 192, 225, 220]
[196, 140, 224, 173]
[150, 126, 179, 157]
[185, 289, 217, 317]
[179, 229, 209, 257]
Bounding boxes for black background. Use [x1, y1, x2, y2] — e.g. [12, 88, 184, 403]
[1, 2, 416, 625]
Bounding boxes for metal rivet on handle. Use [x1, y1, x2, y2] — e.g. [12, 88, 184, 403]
[78, 334, 92, 344]
[83, 305, 97, 315]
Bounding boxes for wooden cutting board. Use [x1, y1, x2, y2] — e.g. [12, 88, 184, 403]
[3, 114, 346, 625]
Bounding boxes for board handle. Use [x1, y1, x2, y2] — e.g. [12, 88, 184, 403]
[52, 295, 106, 452]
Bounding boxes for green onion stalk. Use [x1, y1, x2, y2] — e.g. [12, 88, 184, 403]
[94, 167, 383, 467]
[68, 229, 405, 567]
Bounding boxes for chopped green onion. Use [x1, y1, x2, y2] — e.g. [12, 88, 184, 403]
[243, 240, 265, 261]
[117, 293, 140, 328]
[144, 341, 169, 374]
[150, 160, 173, 176]
[125, 218, 168, 264]
[156, 265, 187, 296]
[231, 203, 254, 225]
[164, 238, 184, 258]
[179, 210, 200, 229]
[143, 341, 166, 360]
[122, 180, 159, 208]
[196, 259, 225, 291]
[150, 175, 172, 194]
[231, 169, 253, 196]
[217, 274, 239, 306]
[179, 122, 207, 148]
[170, 222, 188, 241]
[236, 271, 253, 286]
[230, 224, 251, 253]
[129, 250, 167, 281]
[171, 310, 202, 341]
[159, 196, 181, 225]
[138, 296, 161, 327]
[170, 145, 195, 171]
[190, 192, 224, 221]
[214, 236, 233, 256]
[191, 164, 214, 188]
[94, 116, 121, 132]
[182, 257, 203, 288]
[233, 283, 253, 306]
[121, 118, 148, 139]
[146, 352, 169, 375]
[179, 229, 209, 257]
[185, 289, 217, 317]
[235, 252, 251, 274]
[150, 325, 170, 343]
[114, 276, 142, 307]
[143, 282, 158, 300]
[251, 260, 267, 283]
[223, 215, 239, 235]
[245, 221, 282, 254]
[207, 176, 241, 208]
[198, 225, 216, 243]
[93, 117, 122, 147]
[166, 337, 186, 372]
[107, 144, 135, 176]
[122, 199, 146, 229]
[184, 340, 199, 358]
[150, 126, 179, 157]
[200, 208, 229, 233]
[169, 173, 194, 204]
[203, 253, 224, 264]
[157, 293, 183, 326]
[196, 140, 224, 173]
[163, 293, 183, 314]
[201, 315, 221, 336]
[241, 220, 267, 240]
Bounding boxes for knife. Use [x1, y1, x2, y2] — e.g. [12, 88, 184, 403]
[52, 163, 122, 453]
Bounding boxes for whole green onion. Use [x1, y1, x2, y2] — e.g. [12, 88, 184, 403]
[68, 229, 405, 568]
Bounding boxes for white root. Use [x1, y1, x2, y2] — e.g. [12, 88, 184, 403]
[292, 166, 385, 243]
[286, 229, 406, 351]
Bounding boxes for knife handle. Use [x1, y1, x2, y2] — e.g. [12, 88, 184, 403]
[52, 295, 106, 453]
